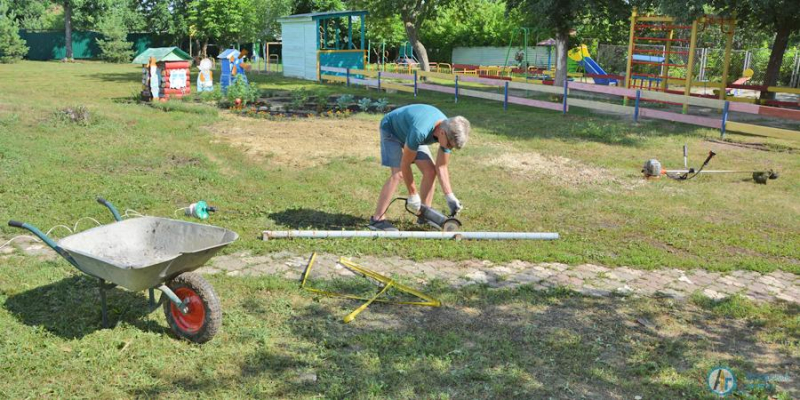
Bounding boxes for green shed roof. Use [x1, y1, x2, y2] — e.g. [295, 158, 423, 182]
[132, 47, 191, 64]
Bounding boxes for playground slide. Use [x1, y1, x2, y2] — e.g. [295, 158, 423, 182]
[568, 45, 617, 86]
[581, 57, 617, 86]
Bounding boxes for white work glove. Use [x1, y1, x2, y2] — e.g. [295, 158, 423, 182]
[445, 193, 462, 216]
[406, 193, 422, 214]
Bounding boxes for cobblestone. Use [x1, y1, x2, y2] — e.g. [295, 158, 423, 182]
[6, 240, 797, 303]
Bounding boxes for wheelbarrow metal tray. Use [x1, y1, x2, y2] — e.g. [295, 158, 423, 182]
[57, 217, 238, 292]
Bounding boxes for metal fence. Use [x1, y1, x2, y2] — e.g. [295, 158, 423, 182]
[19, 30, 177, 60]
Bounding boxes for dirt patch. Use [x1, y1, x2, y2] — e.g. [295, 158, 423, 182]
[209, 114, 379, 168]
[481, 151, 642, 188]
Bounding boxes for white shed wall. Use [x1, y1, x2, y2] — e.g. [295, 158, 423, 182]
[280, 20, 320, 81]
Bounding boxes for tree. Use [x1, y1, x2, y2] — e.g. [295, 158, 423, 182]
[96, 5, 134, 62]
[0, 0, 29, 62]
[188, 0, 256, 57]
[421, 0, 523, 63]
[508, 0, 630, 86]
[252, 0, 292, 42]
[359, 0, 456, 71]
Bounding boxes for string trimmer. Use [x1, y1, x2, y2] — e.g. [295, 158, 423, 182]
[642, 145, 779, 184]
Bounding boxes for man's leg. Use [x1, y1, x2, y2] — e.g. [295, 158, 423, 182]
[372, 167, 403, 220]
[416, 159, 437, 206]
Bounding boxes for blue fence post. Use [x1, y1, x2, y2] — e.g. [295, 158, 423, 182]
[455, 75, 459, 104]
[562, 79, 568, 115]
[721, 101, 730, 138]
[414, 70, 418, 97]
[377, 71, 381, 91]
[634, 90, 641, 123]
[504, 81, 509, 111]
[346, 68, 350, 87]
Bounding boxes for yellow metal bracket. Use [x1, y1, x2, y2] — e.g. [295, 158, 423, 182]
[300, 252, 441, 323]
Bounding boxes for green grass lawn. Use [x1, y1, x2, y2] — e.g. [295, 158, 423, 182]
[0, 61, 798, 398]
[1, 61, 798, 272]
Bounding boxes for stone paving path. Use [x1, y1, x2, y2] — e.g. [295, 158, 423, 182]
[199, 251, 799, 304]
[3, 236, 797, 304]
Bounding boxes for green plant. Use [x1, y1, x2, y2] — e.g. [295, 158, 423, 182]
[96, 8, 134, 63]
[200, 87, 224, 103]
[226, 77, 259, 106]
[0, 2, 28, 63]
[357, 97, 373, 112]
[53, 106, 91, 126]
[288, 88, 309, 112]
[314, 91, 329, 113]
[336, 94, 354, 110]
[372, 98, 390, 113]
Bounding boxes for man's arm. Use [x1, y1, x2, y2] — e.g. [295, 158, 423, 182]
[436, 147, 453, 194]
[401, 145, 418, 194]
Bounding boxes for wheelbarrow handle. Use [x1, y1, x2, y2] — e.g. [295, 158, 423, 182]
[6, 220, 79, 267]
[96, 197, 122, 222]
[8, 220, 24, 228]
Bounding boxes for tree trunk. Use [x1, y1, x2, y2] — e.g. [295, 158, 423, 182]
[760, 23, 791, 100]
[554, 29, 569, 87]
[404, 21, 430, 72]
[202, 39, 208, 58]
[64, 0, 73, 60]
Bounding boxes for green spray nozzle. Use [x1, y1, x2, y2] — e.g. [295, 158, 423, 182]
[186, 201, 217, 220]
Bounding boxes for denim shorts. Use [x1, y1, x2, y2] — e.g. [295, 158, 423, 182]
[380, 129, 433, 168]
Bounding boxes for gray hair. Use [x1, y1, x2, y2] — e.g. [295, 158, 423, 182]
[440, 116, 470, 149]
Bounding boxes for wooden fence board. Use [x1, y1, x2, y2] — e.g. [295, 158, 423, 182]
[568, 98, 635, 115]
[417, 82, 455, 94]
[726, 122, 799, 140]
[639, 108, 720, 128]
[507, 95, 564, 112]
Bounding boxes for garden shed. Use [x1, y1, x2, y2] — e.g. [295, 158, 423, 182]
[278, 10, 368, 81]
[132, 47, 192, 101]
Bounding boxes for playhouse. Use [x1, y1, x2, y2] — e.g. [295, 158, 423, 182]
[278, 10, 368, 81]
[218, 48, 240, 91]
[132, 47, 192, 101]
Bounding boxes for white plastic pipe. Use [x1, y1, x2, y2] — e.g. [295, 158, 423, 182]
[262, 230, 559, 240]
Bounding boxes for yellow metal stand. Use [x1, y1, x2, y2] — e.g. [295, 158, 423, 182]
[300, 253, 441, 323]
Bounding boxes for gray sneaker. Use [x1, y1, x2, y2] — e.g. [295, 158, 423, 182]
[369, 217, 399, 231]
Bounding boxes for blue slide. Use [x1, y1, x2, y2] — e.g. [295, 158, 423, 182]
[580, 57, 617, 86]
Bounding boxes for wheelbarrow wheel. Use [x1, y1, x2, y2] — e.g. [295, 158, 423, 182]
[163, 272, 221, 343]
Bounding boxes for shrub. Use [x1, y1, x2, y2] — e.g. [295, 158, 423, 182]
[289, 89, 308, 111]
[226, 77, 259, 106]
[201, 87, 224, 103]
[314, 91, 329, 113]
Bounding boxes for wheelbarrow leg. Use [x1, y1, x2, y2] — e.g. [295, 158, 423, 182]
[99, 278, 109, 328]
[149, 288, 156, 309]
[97, 279, 117, 328]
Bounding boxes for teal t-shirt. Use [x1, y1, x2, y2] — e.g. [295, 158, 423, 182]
[380, 104, 450, 153]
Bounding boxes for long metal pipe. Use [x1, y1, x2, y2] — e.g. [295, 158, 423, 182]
[263, 231, 559, 240]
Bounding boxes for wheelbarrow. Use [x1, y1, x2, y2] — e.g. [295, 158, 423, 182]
[8, 197, 238, 343]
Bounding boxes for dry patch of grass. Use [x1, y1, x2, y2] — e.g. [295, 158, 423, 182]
[209, 114, 380, 168]
[481, 151, 643, 189]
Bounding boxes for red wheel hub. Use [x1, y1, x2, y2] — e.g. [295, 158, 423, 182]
[170, 287, 206, 333]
